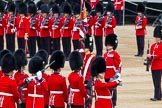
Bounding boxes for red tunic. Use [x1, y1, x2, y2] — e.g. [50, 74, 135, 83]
[0, 75, 19, 108]
[104, 51, 122, 79]
[42, 73, 49, 106]
[39, 16, 50, 38]
[87, 16, 94, 35]
[0, 70, 3, 77]
[19, 78, 48, 108]
[94, 79, 118, 108]
[104, 16, 116, 36]
[72, 19, 84, 40]
[90, 0, 99, 9]
[135, 15, 147, 36]
[14, 71, 29, 103]
[50, 16, 63, 38]
[150, 42, 162, 70]
[36, 14, 42, 36]
[61, 16, 74, 38]
[0, 14, 6, 36]
[28, 15, 38, 37]
[48, 73, 68, 107]
[15, 16, 30, 38]
[82, 54, 96, 82]
[68, 71, 88, 106]
[93, 16, 104, 36]
[114, 0, 124, 10]
[5, 14, 16, 34]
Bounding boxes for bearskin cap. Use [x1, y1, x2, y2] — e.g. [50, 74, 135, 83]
[85, 1, 91, 13]
[105, 34, 118, 50]
[52, 3, 60, 13]
[40, 4, 49, 14]
[154, 26, 162, 39]
[73, 3, 80, 15]
[0, 50, 12, 66]
[69, 51, 83, 71]
[50, 50, 65, 71]
[95, 2, 103, 13]
[14, 49, 27, 70]
[35, 49, 48, 67]
[8, 2, 16, 13]
[1, 53, 16, 73]
[28, 56, 43, 74]
[137, 3, 145, 13]
[106, 2, 114, 13]
[63, 2, 72, 14]
[18, 2, 27, 15]
[36, 1, 44, 10]
[28, 3, 37, 15]
[90, 57, 106, 77]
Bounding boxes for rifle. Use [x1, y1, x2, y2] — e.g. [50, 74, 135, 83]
[96, 10, 106, 24]
[62, 15, 72, 28]
[106, 14, 113, 24]
[137, 15, 143, 26]
[53, 13, 63, 26]
[42, 15, 49, 26]
[144, 40, 151, 72]
[30, 15, 36, 29]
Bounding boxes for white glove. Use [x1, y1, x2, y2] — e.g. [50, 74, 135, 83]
[36, 71, 42, 80]
[115, 72, 121, 79]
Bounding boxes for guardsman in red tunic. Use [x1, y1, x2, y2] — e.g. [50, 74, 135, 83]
[104, 34, 122, 108]
[61, 2, 73, 61]
[90, 57, 121, 108]
[13, 49, 28, 108]
[147, 26, 162, 101]
[50, 4, 63, 52]
[82, 45, 96, 108]
[39, 4, 50, 55]
[114, 0, 124, 25]
[36, 1, 44, 50]
[27, 2, 38, 58]
[0, 50, 11, 77]
[135, 3, 147, 57]
[5, 2, 16, 53]
[104, 2, 116, 36]
[0, 3, 6, 52]
[0, 53, 19, 108]
[94, 3, 104, 56]
[19, 56, 48, 108]
[48, 50, 68, 108]
[15, 3, 30, 51]
[35, 49, 49, 108]
[85, 2, 94, 52]
[68, 51, 89, 108]
[72, 4, 85, 50]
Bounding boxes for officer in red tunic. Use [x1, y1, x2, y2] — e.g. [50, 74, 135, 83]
[135, 3, 147, 57]
[14, 49, 28, 108]
[48, 50, 68, 108]
[19, 56, 48, 108]
[72, 4, 85, 50]
[0, 3, 6, 51]
[104, 34, 122, 108]
[35, 49, 49, 108]
[36, 1, 44, 50]
[0, 53, 19, 108]
[15, 2, 30, 51]
[147, 26, 162, 101]
[114, 0, 124, 25]
[5, 2, 16, 53]
[50, 3, 63, 52]
[104, 2, 116, 36]
[94, 3, 105, 56]
[27, 2, 38, 58]
[39, 4, 51, 55]
[85, 1, 94, 52]
[68, 51, 89, 108]
[90, 56, 121, 108]
[0, 50, 12, 77]
[82, 45, 96, 108]
[61, 2, 73, 61]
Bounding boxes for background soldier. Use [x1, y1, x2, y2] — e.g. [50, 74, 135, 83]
[135, 3, 147, 57]
[104, 2, 116, 36]
[147, 26, 162, 101]
[5, 2, 16, 53]
[94, 2, 104, 56]
[114, 0, 124, 25]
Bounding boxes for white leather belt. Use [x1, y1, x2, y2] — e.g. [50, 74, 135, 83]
[22, 88, 27, 91]
[106, 66, 116, 71]
[70, 89, 80, 92]
[0, 92, 13, 96]
[28, 94, 44, 98]
[50, 91, 63, 94]
[97, 95, 112, 99]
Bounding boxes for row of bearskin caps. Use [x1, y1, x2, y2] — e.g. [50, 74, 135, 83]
[0, 0, 146, 17]
[0, 33, 118, 77]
